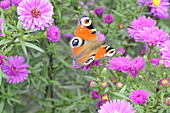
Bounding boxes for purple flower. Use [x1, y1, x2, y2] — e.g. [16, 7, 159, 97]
[97, 100, 105, 108]
[97, 31, 105, 41]
[149, 0, 170, 19]
[98, 100, 136, 113]
[165, 97, 170, 105]
[135, 26, 169, 46]
[130, 89, 150, 105]
[103, 14, 114, 24]
[125, 54, 132, 60]
[92, 90, 100, 99]
[0, 0, 10, 10]
[159, 78, 169, 87]
[101, 94, 109, 101]
[17, 0, 54, 30]
[2, 56, 30, 84]
[72, 60, 102, 70]
[109, 57, 130, 73]
[0, 18, 4, 36]
[11, 0, 22, 7]
[118, 48, 126, 55]
[127, 16, 156, 38]
[94, 7, 105, 16]
[139, 50, 145, 56]
[46, 25, 61, 42]
[0, 54, 6, 68]
[150, 58, 161, 66]
[116, 82, 124, 88]
[63, 33, 74, 39]
[160, 40, 170, 67]
[110, 78, 116, 84]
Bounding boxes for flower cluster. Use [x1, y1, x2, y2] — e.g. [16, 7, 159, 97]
[127, 16, 169, 46]
[138, 0, 170, 19]
[109, 56, 145, 77]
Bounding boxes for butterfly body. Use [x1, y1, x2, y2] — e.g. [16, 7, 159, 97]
[69, 16, 116, 66]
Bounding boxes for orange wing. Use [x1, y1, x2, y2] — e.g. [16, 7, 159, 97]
[75, 25, 97, 42]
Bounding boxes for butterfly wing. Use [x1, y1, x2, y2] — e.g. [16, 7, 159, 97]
[74, 15, 97, 42]
[95, 45, 116, 60]
[69, 16, 116, 66]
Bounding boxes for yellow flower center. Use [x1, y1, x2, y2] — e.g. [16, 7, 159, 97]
[162, 79, 168, 84]
[153, 0, 161, 7]
[102, 95, 108, 100]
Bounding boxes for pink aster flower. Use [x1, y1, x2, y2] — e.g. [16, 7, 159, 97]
[127, 16, 156, 38]
[118, 23, 124, 29]
[165, 96, 170, 106]
[159, 78, 169, 87]
[46, 25, 61, 42]
[150, 58, 161, 66]
[149, 0, 170, 19]
[94, 7, 105, 16]
[92, 90, 100, 99]
[0, 54, 6, 68]
[2, 55, 30, 84]
[109, 57, 130, 73]
[0, 18, 4, 36]
[135, 26, 169, 46]
[72, 60, 102, 70]
[63, 33, 74, 39]
[17, 0, 54, 30]
[11, 0, 22, 7]
[103, 14, 114, 24]
[118, 48, 126, 55]
[160, 40, 170, 67]
[130, 89, 149, 105]
[97, 31, 105, 41]
[98, 99, 136, 113]
[129, 57, 145, 77]
[0, 0, 10, 10]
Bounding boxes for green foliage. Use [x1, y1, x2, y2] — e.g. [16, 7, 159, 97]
[0, 0, 170, 113]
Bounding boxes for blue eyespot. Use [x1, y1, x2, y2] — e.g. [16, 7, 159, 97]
[72, 39, 79, 47]
[86, 58, 93, 63]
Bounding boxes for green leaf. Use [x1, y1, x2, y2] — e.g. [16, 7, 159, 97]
[0, 39, 10, 46]
[0, 99, 5, 113]
[49, 80, 61, 86]
[24, 42, 45, 53]
[119, 85, 127, 94]
[9, 98, 21, 104]
[38, 76, 49, 85]
[112, 10, 126, 17]
[19, 39, 28, 57]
